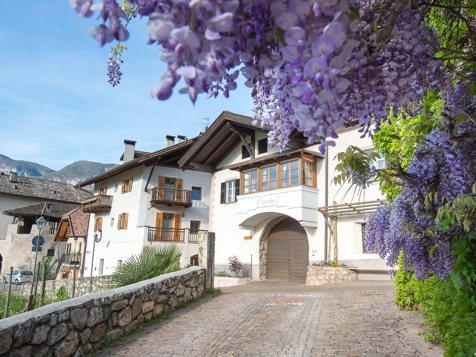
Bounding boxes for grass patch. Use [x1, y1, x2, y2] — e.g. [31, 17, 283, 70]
[0, 292, 28, 319]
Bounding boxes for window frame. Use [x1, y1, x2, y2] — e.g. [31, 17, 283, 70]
[258, 138, 268, 155]
[239, 153, 316, 195]
[220, 179, 240, 204]
[191, 186, 202, 200]
[98, 187, 107, 196]
[241, 145, 251, 159]
[117, 213, 129, 230]
[121, 178, 133, 193]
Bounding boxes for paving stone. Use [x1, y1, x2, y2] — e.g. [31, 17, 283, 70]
[95, 281, 443, 357]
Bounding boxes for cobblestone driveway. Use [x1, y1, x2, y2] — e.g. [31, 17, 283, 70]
[96, 280, 443, 357]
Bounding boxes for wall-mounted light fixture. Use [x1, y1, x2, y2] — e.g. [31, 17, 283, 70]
[181, 212, 185, 217]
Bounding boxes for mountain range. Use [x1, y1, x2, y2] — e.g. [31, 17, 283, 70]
[0, 154, 117, 185]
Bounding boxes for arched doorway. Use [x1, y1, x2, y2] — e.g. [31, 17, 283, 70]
[266, 218, 309, 283]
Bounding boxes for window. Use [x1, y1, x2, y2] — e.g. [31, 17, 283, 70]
[47, 249, 55, 257]
[261, 165, 277, 191]
[121, 178, 133, 193]
[239, 154, 316, 194]
[117, 213, 128, 230]
[361, 223, 376, 254]
[242, 145, 251, 159]
[258, 138, 268, 154]
[282, 160, 299, 187]
[94, 217, 103, 232]
[191, 186, 202, 200]
[110, 217, 114, 227]
[66, 243, 72, 256]
[157, 176, 184, 202]
[302, 161, 313, 186]
[117, 260, 122, 268]
[114, 183, 118, 192]
[155, 212, 182, 241]
[374, 154, 386, 170]
[190, 220, 200, 233]
[243, 169, 258, 193]
[220, 179, 240, 203]
[98, 187, 107, 195]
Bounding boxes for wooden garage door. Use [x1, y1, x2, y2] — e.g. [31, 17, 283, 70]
[266, 218, 309, 283]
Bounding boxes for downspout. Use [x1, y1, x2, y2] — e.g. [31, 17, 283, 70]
[324, 149, 329, 261]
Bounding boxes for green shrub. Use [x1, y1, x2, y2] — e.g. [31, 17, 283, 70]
[395, 249, 476, 356]
[394, 252, 422, 310]
[111, 245, 181, 287]
[215, 271, 227, 277]
[55, 286, 70, 301]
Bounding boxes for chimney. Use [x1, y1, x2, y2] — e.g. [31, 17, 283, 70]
[123, 139, 136, 163]
[166, 135, 175, 147]
[177, 135, 187, 143]
[9, 171, 18, 183]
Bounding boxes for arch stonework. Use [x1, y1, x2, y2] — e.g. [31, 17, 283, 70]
[258, 215, 288, 280]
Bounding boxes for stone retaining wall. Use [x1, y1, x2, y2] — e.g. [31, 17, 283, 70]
[0, 267, 205, 357]
[306, 265, 357, 285]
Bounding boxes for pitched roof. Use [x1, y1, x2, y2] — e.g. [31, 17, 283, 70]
[0, 173, 93, 203]
[119, 150, 151, 162]
[2, 202, 81, 219]
[178, 111, 307, 169]
[54, 207, 90, 241]
[79, 138, 198, 187]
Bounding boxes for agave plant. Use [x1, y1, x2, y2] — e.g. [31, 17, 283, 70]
[111, 245, 182, 287]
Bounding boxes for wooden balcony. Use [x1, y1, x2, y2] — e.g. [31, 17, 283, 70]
[151, 187, 192, 207]
[82, 195, 113, 213]
[147, 228, 207, 243]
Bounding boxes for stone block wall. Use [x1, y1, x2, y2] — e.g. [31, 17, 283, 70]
[0, 267, 205, 357]
[18, 275, 113, 299]
[306, 265, 357, 285]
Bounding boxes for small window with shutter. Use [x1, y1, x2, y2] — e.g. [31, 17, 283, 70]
[117, 213, 129, 230]
[121, 178, 133, 193]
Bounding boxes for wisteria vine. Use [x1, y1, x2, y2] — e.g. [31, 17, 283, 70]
[69, 0, 449, 151]
[364, 81, 476, 279]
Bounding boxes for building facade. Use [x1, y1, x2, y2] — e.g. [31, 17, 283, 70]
[79, 138, 212, 278]
[179, 111, 387, 283]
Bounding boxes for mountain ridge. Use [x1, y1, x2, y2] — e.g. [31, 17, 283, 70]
[0, 154, 117, 185]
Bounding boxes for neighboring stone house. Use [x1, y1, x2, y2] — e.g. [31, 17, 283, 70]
[177, 111, 387, 283]
[0, 202, 84, 276]
[0, 174, 92, 275]
[54, 207, 90, 279]
[78, 137, 212, 278]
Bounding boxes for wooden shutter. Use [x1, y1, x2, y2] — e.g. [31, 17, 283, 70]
[158, 176, 165, 200]
[155, 212, 163, 239]
[94, 217, 103, 231]
[174, 178, 183, 202]
[123, 213, 128, 229]
[173, 214, 181, 241]
[234, 179, 240, 202]
[220, 182, 226, 204]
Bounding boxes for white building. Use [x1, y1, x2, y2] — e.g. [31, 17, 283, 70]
[80, 111, 387, 284]
[178, 111, 387, 283]
[79, 137, 212, 277]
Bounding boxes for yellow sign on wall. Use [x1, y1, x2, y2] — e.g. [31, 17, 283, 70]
[244, 236, 252, 240]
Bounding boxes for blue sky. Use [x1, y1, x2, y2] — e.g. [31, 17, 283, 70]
[0, 2, 253, 171]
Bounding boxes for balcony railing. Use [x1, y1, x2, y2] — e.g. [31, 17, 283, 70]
[59, 253, 82, 266]
[151, 187, 192, 207]
[147, 228, 207, 243]
[82, 195, 113, 213]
